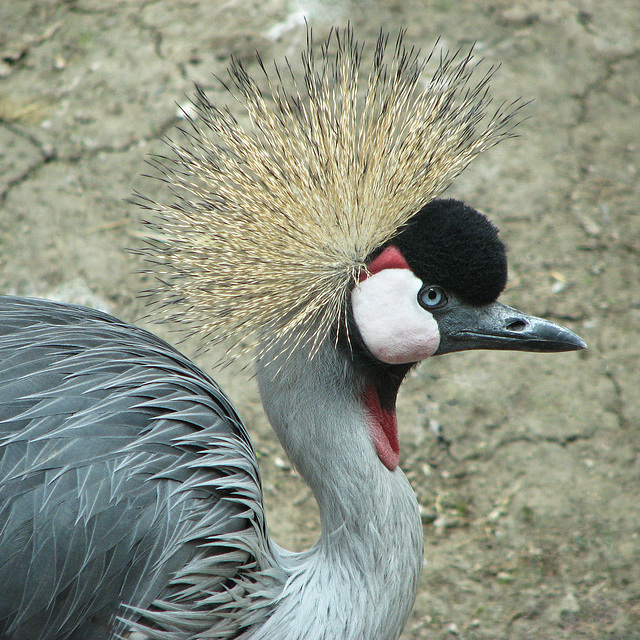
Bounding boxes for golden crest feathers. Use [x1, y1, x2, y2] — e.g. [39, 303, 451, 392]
[138, 27, 522, 362]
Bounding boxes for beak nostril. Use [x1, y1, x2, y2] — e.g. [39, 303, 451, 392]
[506, 319, 528, 332]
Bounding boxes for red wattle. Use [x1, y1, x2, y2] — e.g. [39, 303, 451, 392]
[359, 245, 410, 282]
[363, 387, 399, 471]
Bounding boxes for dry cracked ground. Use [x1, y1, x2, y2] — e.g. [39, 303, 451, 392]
[1, 1, 639, 639]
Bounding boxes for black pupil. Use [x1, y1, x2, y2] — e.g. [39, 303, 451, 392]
[427, 289, 438, 300]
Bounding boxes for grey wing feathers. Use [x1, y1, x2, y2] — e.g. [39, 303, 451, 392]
[0, 296, 265, 640]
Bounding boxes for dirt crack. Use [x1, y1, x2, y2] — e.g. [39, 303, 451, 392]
[130, 2, 166, 61]
[0, 116, 177, 205]
[573, 48, 640, 128]
[460, 431, 595, 462]
[603, 369, 630, 431]
[0, 123, 56, 205]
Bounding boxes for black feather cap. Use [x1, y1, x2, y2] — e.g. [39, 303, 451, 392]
[391, 199, 508, 305]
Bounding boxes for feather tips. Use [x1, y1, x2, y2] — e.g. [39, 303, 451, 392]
[139, 26, 522, 362]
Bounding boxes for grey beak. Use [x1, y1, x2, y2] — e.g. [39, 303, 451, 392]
[435, 300, 587, 355]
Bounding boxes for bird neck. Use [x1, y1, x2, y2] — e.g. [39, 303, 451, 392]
[255, 340, 423, 640]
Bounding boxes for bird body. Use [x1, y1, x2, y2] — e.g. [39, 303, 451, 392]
[0, 28, 585, 640]
[0, 298, 268, 638]
[0, 296, 421, 640]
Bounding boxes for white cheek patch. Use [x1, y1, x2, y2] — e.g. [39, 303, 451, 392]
[351, 269, 441, 364]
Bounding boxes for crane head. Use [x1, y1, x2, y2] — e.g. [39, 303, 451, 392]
[138, 28, 530, 366]
[351, 198, 586, 365]
[346, 197, 584, 470]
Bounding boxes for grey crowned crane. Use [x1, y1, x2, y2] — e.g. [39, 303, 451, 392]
[0, 29, 585, 640]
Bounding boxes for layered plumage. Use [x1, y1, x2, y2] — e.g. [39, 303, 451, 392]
[0, 298, 277, 639]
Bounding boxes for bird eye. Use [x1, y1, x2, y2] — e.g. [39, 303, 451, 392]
[418, 285, 448, 310]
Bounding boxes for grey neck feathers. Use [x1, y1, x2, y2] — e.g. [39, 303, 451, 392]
[255, 340, 424, 640]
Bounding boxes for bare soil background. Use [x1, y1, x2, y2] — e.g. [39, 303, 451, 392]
[1, 1, 639, 638]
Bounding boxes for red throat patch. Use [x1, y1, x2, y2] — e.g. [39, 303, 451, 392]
[363, 387, 400, 471]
